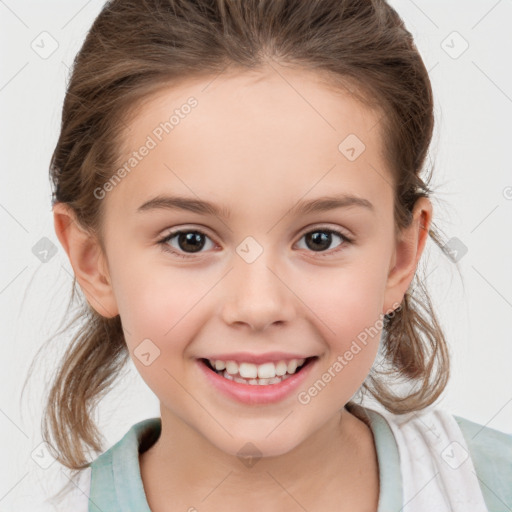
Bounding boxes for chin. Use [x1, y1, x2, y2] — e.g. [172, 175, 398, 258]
[206, 430, 304, 462]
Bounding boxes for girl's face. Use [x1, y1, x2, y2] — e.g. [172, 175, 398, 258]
[83, 66, 429, 457]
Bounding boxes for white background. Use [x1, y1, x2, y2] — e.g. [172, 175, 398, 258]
[1, 0, 511, 509]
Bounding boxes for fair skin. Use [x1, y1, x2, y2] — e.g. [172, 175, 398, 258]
[54, 64, 431, 511]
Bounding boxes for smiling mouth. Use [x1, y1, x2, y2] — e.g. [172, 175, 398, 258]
[199, 356, 317, 386]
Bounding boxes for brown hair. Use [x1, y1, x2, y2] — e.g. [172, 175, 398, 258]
[26, 0, 454, 477]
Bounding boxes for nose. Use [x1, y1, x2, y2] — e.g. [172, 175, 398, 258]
[220, 251, 296, 332]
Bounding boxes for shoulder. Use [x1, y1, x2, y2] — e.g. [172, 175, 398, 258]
[378, 404, 512, 472]
[24, 419, 160, 512]
[376, 405, 512, 511]
[453, 412, 512, 457]
[453, 413, 512, 509]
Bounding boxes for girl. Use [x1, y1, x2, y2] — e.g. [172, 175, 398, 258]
[31, 0, 512, 510]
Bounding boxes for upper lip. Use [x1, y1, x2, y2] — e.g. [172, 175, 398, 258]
[200, 352, 317, 364]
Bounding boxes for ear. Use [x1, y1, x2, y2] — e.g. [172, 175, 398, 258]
[382, 197, 432, 315]
[53, 202, 119, 318]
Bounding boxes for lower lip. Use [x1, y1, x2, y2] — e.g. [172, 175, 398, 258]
[197, 357, 317, 405]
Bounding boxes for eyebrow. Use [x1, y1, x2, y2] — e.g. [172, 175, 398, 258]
[136, 193, 375, 219]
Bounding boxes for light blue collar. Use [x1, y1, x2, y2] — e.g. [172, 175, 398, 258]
[88, 404, 402, 511]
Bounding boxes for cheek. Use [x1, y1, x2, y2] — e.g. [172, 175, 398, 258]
[109, 262, 206, 404]
[297, 258, 388, 333]
[292, 260, 387, 379]
[110, 257, 212, 353]
[293, 269, 386, 409]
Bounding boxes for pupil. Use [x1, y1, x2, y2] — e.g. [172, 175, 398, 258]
[178, 232, 205, 253]
[306, 231, 331, 251]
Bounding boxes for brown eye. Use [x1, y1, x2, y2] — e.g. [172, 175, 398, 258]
[296, 228, 353, 256]
[159, 229, 215, 258]
[174, 231, 206, 253]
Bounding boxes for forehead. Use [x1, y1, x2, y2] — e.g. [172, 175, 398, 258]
[106, 65, 392, 221]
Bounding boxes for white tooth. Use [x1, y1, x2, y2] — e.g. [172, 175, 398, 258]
[218, 359, 307, 382]
[239, 362, 258, 379]
[208, 359, 215, 367]
[287, 359, 298, 374]
[257, 362, 276, 379]
[219, 371, 285, 385]
[225, 361, 239, 375]
[275, 361, 288, 376]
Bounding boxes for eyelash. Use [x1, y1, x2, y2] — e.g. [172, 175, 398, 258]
[157, 226, 354, 260]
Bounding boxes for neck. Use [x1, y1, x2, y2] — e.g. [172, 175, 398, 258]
[139, 405, 380, 512]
